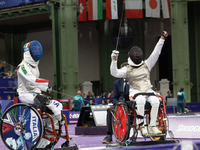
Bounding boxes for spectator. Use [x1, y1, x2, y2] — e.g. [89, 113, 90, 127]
[86, 99, 95, 106]
[12, 70, 18, 78]
[7, 95, 11, 100]
[177, 88, 186, 114]
[165, 91, 172, 103]
[5, 70, 13, 78]
[100, 91, 107, 98]
[107, 99, 113, 106]
[73, 91, 85, 111]
[0, 61, 6, 78]
[107, 91, 113, 98]
[70, 99, 74, 111]
[0, 96, 1, 100]
[81, 93, 85, 98]
[86, 91, 94, 98]
[100, 99, 107, 105]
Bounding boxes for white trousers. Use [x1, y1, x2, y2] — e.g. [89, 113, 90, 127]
[129, 89, 160, 126]
[19, 93, 62, 116]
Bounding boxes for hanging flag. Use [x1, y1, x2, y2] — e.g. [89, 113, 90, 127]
[79, 0, 87, 21]
[161, 0, 170, 19]
[145, 0, 160, 18]
[106, 0, 118, 20]
[125, 0, 143, 18]
[88, 0, 103, 21]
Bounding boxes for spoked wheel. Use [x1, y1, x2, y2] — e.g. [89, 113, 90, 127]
[0, 103, 44, 150]
[112, 103, 130, 143]
[36, 113, 61, 148]
[149, 108, 167, 141]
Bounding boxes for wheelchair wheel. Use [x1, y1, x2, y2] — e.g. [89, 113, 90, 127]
[149, 108, 167, 141]
[36, 113, 61, 148]
[112, 104, 130, 143]
[0, 103, 44, 150]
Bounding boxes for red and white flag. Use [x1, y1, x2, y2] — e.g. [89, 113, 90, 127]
[79, 0, 87, 21]
[88, 0, 103, 21]
[145, 0, 160, 18]
[161, 0, 170, 19]
[106, 0, 118, 20]
[125, 0, 143, 18]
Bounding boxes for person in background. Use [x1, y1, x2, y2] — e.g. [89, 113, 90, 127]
[73, 91, 85, 111]
[107, 99, 113, 106]
[165, 91, 172, 103]
[86, 91, 94, 98]
[70, 99, 74, 111]
[100, 91, 107, 98]
[7, 95, 11, 100]
[81, 93, 85, 98]
[177, 88, 186, 115]
[107, 91, 113, 98]
[0, 96, 2, 100]
[86, 99, 95, 106]
[5, 70, 13, 78]
[0, 61, 6, 78]
[12, 70, 18, 78]
[100, 99, 106, 105]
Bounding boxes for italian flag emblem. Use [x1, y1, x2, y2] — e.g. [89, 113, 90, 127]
[88, 0, 103, 21]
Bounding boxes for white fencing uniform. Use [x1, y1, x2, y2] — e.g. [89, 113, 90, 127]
[17, 41, 63, 121]
[110, 39, 165, 127]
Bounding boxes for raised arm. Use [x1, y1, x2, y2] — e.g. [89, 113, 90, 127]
[110, 50, 127, 78]
[145, 31, 168, 71]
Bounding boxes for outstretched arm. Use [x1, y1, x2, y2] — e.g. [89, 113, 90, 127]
[145, 31, 167, 71]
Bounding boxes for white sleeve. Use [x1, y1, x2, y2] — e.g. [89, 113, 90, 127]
[145, 39, 165, 71]
[110, 60, 127, 78]
[18, 64, 49, 91]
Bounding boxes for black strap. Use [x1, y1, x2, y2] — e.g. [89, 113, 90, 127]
[132, 92, 156, 100]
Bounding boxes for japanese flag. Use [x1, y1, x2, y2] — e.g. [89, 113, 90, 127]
[79, 0, 87, 21]
[145, 0, 160, 18]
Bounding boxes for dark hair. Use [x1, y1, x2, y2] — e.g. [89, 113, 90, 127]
[179, 88, 184, 92]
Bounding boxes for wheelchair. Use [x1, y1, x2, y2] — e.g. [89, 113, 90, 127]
[111, 93, 172, 145]
[0, 102, 70, 150]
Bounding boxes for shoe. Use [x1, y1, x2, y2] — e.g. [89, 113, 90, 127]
[148, 126, 162, 134]
[102, 135, 112, 144]
[141, 126, 148, 136]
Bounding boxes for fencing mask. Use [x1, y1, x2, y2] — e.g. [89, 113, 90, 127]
[23, 41, 43, 62]
[128, 46, 143, 65]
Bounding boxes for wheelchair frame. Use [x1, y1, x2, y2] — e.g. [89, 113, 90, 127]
[0, 103, 70, 150]
[111, 94, 169, 145]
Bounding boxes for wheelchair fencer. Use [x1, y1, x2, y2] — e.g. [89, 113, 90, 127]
[111, 92, 174, 145]
[0, 95, 73, 150]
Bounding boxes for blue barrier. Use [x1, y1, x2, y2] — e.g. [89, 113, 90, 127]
[0, 100, 13, 115]
[83, 98, 111, 105]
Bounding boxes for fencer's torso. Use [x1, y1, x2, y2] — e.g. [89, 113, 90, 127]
[126, 63, 151, 92]
[17, 60, 41, 94]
